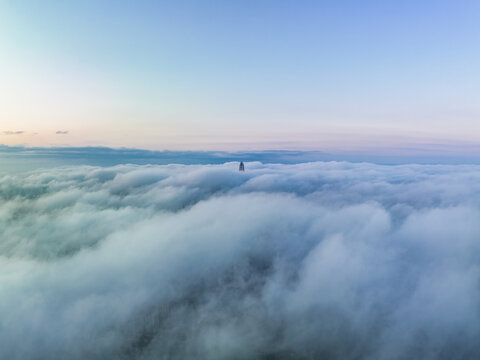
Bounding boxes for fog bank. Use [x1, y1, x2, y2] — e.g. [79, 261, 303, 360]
[1, 161, 479, 359]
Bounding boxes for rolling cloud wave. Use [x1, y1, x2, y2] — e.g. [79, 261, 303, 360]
[1, 162, 480, 359]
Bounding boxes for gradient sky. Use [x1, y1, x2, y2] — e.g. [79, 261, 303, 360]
[1, 0, 479, 152]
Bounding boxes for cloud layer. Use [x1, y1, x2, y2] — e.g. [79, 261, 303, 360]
[1, 161, 480, 359]
[3, 130, 25, 135]
[3, 145, 480, 175]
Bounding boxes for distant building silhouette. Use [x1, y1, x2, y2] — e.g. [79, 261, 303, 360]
[239, 161, 245, 171]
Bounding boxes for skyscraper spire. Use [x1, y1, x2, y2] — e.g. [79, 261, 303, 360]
[239, 161, 245, 171]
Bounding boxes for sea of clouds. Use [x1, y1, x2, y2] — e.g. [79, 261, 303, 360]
[1, 161, 480, 359]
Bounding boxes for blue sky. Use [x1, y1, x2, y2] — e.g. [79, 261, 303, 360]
[1, 0, 479, 152]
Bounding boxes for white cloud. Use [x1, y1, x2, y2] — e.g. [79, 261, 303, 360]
[1, 161, 480, 359]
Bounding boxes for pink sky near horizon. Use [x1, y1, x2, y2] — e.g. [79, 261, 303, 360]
[3, 128, 480, 157]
